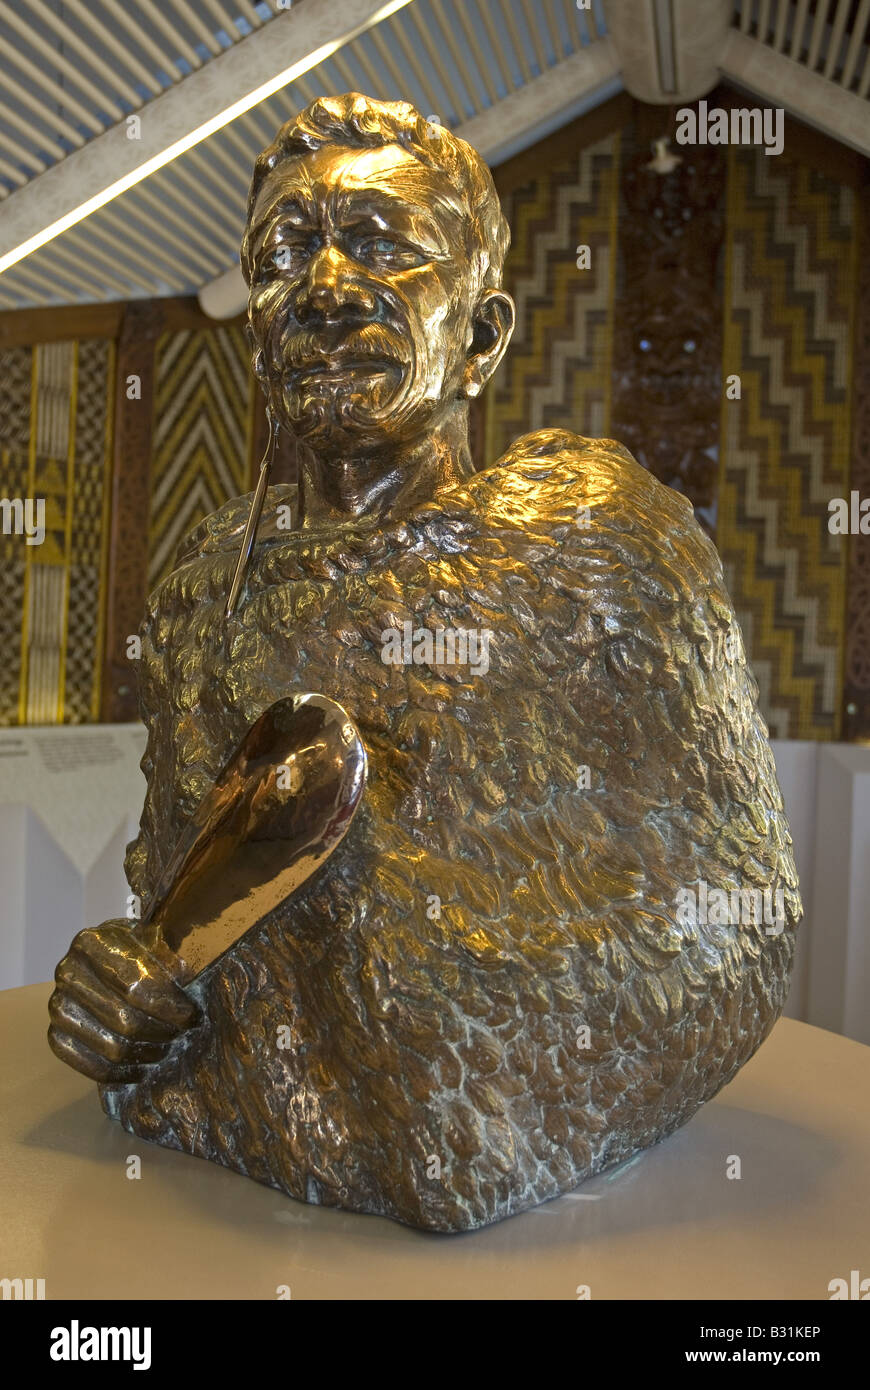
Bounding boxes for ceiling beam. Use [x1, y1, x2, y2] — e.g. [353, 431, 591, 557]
[606, 0, 731, 104]
[456, 39, 622, 168]
[0, 0, 413, 266]
[720, 28, 870, 158]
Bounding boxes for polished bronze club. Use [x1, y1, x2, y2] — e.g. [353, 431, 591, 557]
[48, 94, 801, 1232]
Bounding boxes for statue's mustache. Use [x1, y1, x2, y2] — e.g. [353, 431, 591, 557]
[280, 323, 410, 373]
[268, 316, 422, 434]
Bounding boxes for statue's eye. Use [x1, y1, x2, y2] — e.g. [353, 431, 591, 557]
[271, 243, 305, 271]
[354, 235, 424, 269]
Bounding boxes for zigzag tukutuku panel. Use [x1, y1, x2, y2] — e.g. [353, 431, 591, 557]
[484, 134, 619, 466]
[66, 338, 115, 723]
[0, 339, 113, 726]
[148, 324, 253, 589]
[0, 345, 32, 726]
[717, 145, 855, 742]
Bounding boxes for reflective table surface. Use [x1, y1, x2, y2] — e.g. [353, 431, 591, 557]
[2, 983, 868, 1300]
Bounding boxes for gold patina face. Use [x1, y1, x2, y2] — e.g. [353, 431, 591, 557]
[246, 142, 491, 454]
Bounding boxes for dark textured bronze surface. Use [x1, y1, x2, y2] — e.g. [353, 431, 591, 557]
[48, 95, 801, 1232]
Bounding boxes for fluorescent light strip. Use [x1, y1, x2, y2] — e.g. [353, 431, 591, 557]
[0, 0, 413, 276]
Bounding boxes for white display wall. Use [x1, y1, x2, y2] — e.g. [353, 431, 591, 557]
[0, 726, 867, 1045]
[0, 725, 146, 993]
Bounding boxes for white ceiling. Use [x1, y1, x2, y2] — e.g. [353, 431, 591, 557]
[0, 0, 866, 311]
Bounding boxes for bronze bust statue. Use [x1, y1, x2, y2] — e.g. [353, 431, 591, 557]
[48, 95, 801, 1232]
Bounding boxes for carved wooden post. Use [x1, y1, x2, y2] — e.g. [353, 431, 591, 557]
[843, 173, 870, 742]
[100, 301, 164, 723]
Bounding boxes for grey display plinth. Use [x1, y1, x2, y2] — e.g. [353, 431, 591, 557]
[2, 983, 868, 1300]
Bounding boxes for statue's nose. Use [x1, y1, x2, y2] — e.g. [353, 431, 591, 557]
[297, 243, 377, 323]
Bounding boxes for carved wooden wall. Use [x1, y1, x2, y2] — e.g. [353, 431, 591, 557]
[0, 299, 262, 724]
[609, 101, 725, 532]
[481, 90, 868, 743]
[843, 180, 870, 741]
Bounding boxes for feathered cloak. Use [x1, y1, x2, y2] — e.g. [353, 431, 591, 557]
[101, 430, 800, 1231]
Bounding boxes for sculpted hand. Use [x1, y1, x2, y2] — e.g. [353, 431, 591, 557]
[48, 921, 199, 1083]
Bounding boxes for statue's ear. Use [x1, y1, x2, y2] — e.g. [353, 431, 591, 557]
[245, 319, 268, 391]
[459, 288, 515, 399]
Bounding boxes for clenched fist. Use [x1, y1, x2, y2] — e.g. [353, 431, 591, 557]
[48, 920, 199, 1083]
